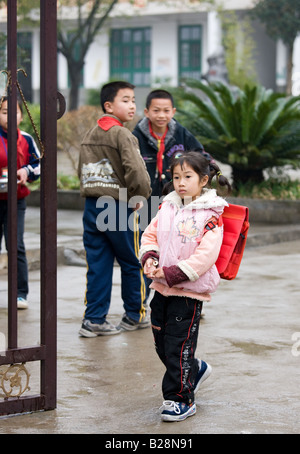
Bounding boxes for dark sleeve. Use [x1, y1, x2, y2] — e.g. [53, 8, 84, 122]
[141, 251, 159, 267]
[163, 265, 189, 287]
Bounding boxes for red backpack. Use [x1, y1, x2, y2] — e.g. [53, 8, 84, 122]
[205, 204, 250, 280]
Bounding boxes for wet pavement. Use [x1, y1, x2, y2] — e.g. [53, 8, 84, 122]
[0, 207, 299, 434]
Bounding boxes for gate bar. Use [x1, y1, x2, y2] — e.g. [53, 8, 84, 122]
[0, 345, 46, 365]
[40, 0, 58, 411]
[7, 0, 18, 349]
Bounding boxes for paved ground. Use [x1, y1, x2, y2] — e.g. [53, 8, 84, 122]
[0, 208, 299, 434]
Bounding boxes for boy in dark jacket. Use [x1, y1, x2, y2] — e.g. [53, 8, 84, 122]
[132, 89, 213, 203]
[78, 81, 151, 337]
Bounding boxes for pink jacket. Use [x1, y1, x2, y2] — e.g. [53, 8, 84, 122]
[140, 189, 228, 301]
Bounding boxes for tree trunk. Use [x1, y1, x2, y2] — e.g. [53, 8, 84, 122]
[68, 79, 80, 111]
[68, 61, 82, 111]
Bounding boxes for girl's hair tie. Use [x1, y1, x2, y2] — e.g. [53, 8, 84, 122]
[217, 171, 223, 177]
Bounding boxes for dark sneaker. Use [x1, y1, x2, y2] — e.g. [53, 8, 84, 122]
[79, 319, 121, 337]
[117, 313, 150, 331]
[194, 359, 212, 394]
[160, 401, 196, 422]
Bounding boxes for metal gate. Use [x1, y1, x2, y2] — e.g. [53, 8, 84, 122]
[0, 0, 61, 416]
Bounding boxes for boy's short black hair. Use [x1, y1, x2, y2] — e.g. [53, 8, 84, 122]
[145, 89, 174, 109]
[100, 81, 135, 112]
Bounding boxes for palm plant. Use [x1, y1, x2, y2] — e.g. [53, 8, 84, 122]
[174, 80, 300, 188]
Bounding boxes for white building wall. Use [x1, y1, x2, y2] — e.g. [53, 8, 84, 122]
[206, 11, 222, 57]
[58, 53, 68, 91]
[31, 29, 40, 103]
[292, 36, 300, 96]
[151, 21, 178, 86]
[84, 29, 109, 89]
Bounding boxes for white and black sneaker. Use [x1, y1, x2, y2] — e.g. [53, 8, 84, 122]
[160, 401, 196, 422]
[79, 319, 121, 337]
[117, 313, 150, 331]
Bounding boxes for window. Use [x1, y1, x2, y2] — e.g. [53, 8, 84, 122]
[110, 28, 151, 86]
[178, 25, 202, 81]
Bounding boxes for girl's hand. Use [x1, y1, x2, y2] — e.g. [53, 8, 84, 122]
[143, 257, 159, 278]
[152, 267, 165, 279]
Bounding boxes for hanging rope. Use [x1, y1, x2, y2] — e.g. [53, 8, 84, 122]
[0, 68, 45, 159]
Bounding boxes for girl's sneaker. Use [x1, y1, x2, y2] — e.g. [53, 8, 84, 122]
[194, 359, 212, 394]
[160, 400, 196, 422]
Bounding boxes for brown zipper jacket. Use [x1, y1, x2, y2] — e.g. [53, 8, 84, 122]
[78, 115, 151, 202]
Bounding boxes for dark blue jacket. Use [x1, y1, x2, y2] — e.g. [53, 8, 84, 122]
[133, 117, 212, 197]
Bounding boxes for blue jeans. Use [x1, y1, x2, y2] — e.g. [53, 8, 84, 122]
[82, 197, 146, 324]
[0, 198, 28, 298]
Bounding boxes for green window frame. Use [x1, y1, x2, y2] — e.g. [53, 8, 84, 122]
[178, 25, 202, 81]
[110, 27, 151, 86]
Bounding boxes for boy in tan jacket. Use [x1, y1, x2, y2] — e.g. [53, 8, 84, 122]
[78, 81, 151, 337]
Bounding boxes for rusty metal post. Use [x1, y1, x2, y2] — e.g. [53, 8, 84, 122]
[40, 0, 58, 411]
[7, 0, 18, 350]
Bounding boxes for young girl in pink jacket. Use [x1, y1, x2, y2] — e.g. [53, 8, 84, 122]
[140, 151, 231, 422]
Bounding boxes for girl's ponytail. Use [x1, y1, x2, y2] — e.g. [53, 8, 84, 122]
[209, 161, 232, 194]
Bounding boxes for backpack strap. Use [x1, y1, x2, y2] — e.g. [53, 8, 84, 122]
[204, 216, 223, 234]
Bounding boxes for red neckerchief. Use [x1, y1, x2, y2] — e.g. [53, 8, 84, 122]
[97, 116, 123, 131]
[149, 121, 168, 179]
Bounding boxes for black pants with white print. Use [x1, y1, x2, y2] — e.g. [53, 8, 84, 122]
[150, 291, 202, 405]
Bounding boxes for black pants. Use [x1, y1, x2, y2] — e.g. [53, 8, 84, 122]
[0, 198, 28, 298]
[150, 291, 202, 405]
